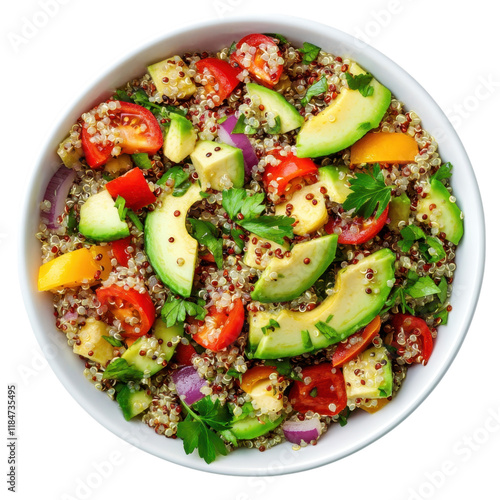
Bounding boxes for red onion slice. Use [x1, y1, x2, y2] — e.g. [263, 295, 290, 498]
[41, 166, 76, 230]
[282, 417, 321, 445]
[218, 114, 258, 178]
[172, 366, 207, 406]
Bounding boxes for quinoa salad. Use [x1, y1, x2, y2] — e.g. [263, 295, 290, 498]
[36, 33, 464, 463]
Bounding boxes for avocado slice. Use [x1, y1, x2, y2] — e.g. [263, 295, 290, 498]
[72, 318, 114, 366]
[116, 385, 152, 421]
[144, 184, 202, 297]
[230, 414, 284, 440]
[147, 55, 196, 99]
[416, 178, 464, 245]
[248, 249, 395, 359]
[296, 63, 392, 158]
[246, 83, 304, 133]
[275, 183, 328, 236]
[57, 136, 83, 168]
[79, 190, 130, 242]
[163, 113, 197, 163]
[388, 192, 411, 231]
[251, 235, 338, 303]
[121, 320, 183, 376]
[243, 233, 289, 270]
[343, 346, 393, 399]
[318, 165, 353, 204]
[190, 140, 244, 191]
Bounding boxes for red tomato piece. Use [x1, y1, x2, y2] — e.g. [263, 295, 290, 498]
[230, 34, 283, 88]
[106, 167, 156, 211]
[263, 151, 318, 196]
[82, 101, 163, 168]
[289, 364, 347, 416]
[192, 299, 244, 351]
[174, 342, 198, 366]
[325, 205, 389, 245]
[195, 58, 241, 103]
[390, 313, 434, 365]
[331, 316, 382, 367]
[111, 236, 133, 267]
[96, 284, 156, 339]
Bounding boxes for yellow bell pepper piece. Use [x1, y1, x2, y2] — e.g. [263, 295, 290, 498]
[359, 398, 391, 414]
[38, 245, 112, 292]
[350, 132, 419, 165]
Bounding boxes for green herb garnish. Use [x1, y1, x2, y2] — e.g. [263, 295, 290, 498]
[267, 115, 282, 134]
[127, 211, 144, 231]
[298, 42, 321, 64]
[131, 153, 152, 170]
[114, 196, 127, 220]
[158, 166, 191, 197]
[342, 164, 391, 218]
[405, 275, 441, 299]
[264, 358, 302, 381]
[315, 321, 342, 342]
[301, 76, 328, 107]
[345, 72, 374, 97]
[177, 397, 230, 464]
[161, 296, 207, 328]
[261, 319, 280, 335]
[232, 114, 257, 135]
[430, 162, 453, 182]
[264, 33, 288, 44]
[102, 336, 123, 347]
[188, 219, 223, 269]
[102, 358, 143, 382]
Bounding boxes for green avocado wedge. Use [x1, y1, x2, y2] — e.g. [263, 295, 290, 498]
[251, 235, 338, 303]
[296, 63, 391, 158]
[248, 249, 396, 359]
[144, 184, 202, 297]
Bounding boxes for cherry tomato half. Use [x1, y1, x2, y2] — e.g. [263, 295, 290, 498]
[288, 363, 347, 416]
[390, 313, 434, 365]
[192, 298, 244, 351]
[331, 316, 382, 368]
[173, 342, 198, 366]
[263, 151, 318, 196]
[106, 167, 156, 211]
[230, 34, 283, 88]
[111, 236, 134, 267]
[82, 101, 163, 168]
[195, 58, 241, 103]
[325, 205, 389, 245]
[96, 284, 156, 339]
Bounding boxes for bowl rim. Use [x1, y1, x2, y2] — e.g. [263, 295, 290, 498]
[19, 14, 485, 476]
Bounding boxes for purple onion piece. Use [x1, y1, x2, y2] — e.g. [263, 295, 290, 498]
[172, 366, 207, 406]
[282, 417, 321, 445]
[41, 166, 76, 230]
[218, 114, 258, 178]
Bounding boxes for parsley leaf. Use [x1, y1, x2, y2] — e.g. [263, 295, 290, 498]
[102, 335, 123, 347]
[264, 358, 302, 381]
[398, 224, 427, 252]
[419, 236, 446, 263]
[222, 189, 294, 245]
[342, 164, 392, 218]
[114, 196, 127, 220]
[131, 153, 152, 170]
[301, 76, 328, 107]
[130, 89, 187, 118]
[158, 166, 191, 197]
[239, 216, 294, 245]
[267, 115, 282, 134]
[264, 33, 288, 44]
[127, 210, 144, 231]
[232, 114, 257, 135]
[434, 309, 449, 325]
[176, 397, 230, 464]
[226, 368, 242, 382]
[315, 321, 343, 342]
[102, 358, 143, 382]
[261, 319, 280, 335]
[337, 407, 351, 427]
[431, 162, 453, 182]
[298, 42, 321, 64]
[188, 219, 223, 269]
[161, 296, 207, 328]
[345, 72, 374, 97]
[437, 277, 448, 304]
[66, 207, 78, 235]
[405, 275, 441, 299]
[112, 89, 134, 103]
[231, 228, 246, 250]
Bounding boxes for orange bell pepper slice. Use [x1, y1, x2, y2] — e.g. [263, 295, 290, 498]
[359, 397, 391, 414]
[38, 245, 112, 291]
[239, 365, 277, 393]
[350, 132, 419, 165]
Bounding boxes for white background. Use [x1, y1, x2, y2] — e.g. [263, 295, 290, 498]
[2, 1, 499, 499]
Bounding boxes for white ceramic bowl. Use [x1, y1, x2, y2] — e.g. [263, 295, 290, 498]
[19, 16, 485, 476]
